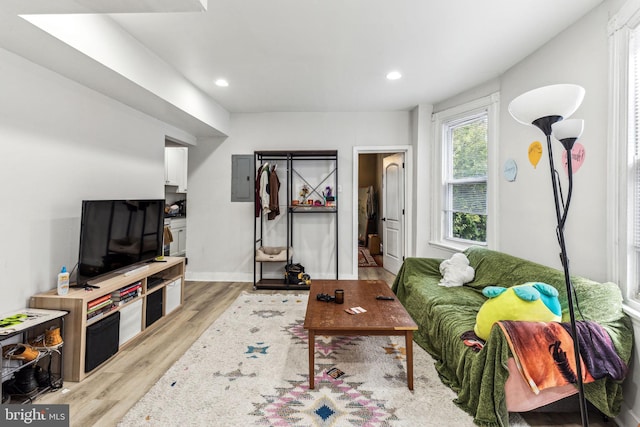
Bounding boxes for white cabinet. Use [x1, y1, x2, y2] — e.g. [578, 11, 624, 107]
[169, 218, 186, 257]
[165, 147, 188, 193]
[118, 299, 143, 346]
[164, 279, 182, 315]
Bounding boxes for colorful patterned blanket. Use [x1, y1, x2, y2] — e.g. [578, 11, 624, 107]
[498, 321, 593, 394]
[498, 320, 627, 394]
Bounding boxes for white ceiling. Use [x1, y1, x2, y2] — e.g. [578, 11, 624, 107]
[0, 0, 603, 135]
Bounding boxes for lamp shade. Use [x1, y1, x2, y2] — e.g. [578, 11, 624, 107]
[508, 84, 585, 125]
[552, 119, 584, 141]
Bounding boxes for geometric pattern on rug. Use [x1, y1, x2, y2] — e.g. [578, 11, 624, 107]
[119, 292, 529, 427]
[358, 247, 378, 267]
[245, 342, 270, 358]
[212, 362, 258, 390]
[285, 319, 364, 358]
[249, 370, 400, 426]
[383, 342, 407, 360]
[251, 309, 285, 319]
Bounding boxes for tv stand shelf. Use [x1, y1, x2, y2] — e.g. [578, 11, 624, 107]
[29, 257, 185, 382]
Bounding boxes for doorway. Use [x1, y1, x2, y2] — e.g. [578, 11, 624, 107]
[353, 146, 412, 279]
[164, 138, 189, 258]
[357, 154, 383, 268]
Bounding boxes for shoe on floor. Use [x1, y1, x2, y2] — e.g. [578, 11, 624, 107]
[34, 365, 51, 388]
[13, 366, 39, 394]
[2, 344, 41, 362]
[29, 326, 63, 350]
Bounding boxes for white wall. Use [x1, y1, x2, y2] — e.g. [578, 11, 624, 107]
[427, 4, 612, 279]
[410, 104, 434, 258]
[185, 112, 411, 282]
[0, 47, 185, 314]
[499, 5, 611, 281]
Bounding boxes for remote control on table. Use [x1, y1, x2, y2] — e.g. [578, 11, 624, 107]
[376, 295, 394, 300]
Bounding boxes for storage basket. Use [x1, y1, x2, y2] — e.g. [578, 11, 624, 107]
[255, 246, 293, 262]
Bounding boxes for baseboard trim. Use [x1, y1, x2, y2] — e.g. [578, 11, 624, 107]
[615, 401, 640, 427]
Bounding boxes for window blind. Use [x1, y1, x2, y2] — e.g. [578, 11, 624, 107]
[631, 29, 640, 249]
[629, 27, 640, 298]
[447, 114, 488, 217]
[451, 182, 488, 215]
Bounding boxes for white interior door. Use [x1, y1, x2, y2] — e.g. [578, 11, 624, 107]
[382, 153, 404, 274]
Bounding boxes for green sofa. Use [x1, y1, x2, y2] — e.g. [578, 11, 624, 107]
[391, 246, 633, 427]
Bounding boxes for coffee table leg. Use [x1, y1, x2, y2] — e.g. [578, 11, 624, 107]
[309, 330, 315, 389]
[406, 331, 414, 390]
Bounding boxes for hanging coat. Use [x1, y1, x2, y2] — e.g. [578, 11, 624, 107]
[260, 164, 271, 215]
[268, 165, 280, 220]
[255, 164, 264, 218]
[366, 185, 376, 219]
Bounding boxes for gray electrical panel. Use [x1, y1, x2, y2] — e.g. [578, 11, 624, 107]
[231, 154, 254, 202]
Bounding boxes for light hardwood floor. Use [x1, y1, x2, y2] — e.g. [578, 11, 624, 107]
[35, 265, 611, 427]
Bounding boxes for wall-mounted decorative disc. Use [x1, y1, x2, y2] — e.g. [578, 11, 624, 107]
[503, 158, 517, 182]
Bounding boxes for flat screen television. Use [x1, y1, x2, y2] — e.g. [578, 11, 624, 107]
[76, 199, 165, 287]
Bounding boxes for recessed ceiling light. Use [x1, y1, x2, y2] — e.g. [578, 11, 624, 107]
[215, 78, 229, 87]
[386, 71, 402, 81]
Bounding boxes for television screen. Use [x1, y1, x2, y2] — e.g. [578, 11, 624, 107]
[77, 199, 165, 286]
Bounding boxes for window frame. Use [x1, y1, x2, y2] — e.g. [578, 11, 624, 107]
[443, 112, 489, 243]
[431, 93, 499, 252]
[608, 3, 640, 313]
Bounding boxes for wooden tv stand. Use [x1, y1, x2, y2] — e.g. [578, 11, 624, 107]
[30, 257, 185, 382]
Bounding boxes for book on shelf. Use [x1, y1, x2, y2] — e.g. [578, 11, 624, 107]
[117, 293, 138, 306]
[87, 294, 111, 309]
[114, 281, 141, 294]
[113, 292, 140, 303]
[87, 303, 117, 321]
[122, 281, 142, 291]
[87, 299, 113, 314]
[112, 286, 141, 301]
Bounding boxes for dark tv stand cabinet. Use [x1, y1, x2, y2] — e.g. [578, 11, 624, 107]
[30, 257, 185, 382]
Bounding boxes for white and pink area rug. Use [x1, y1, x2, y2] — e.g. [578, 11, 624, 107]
[119, 292, 529, 427]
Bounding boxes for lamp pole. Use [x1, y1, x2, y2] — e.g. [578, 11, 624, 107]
[534, 117, 589, 427]
[509, 84, 588, 427]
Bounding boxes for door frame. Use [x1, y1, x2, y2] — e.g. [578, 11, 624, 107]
[352, 145, 413, 278]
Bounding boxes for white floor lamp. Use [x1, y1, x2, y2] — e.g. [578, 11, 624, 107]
[508, 84, 589, 427]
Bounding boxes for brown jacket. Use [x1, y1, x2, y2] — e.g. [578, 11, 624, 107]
[268, 166, 280, 220]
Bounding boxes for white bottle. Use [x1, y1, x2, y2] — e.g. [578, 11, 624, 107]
[57, 266, 70, 296]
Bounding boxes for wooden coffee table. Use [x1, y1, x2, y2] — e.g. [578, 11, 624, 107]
[303, 280, 418, 390]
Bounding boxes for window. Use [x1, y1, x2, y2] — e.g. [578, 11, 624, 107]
[444, 113, 488, 243]
[431, 93, 498, 251]
[608, 4, 640, 311]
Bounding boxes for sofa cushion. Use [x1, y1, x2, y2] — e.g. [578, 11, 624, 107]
[464, 246, 567, 291]
[573, 281, 624, 323]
